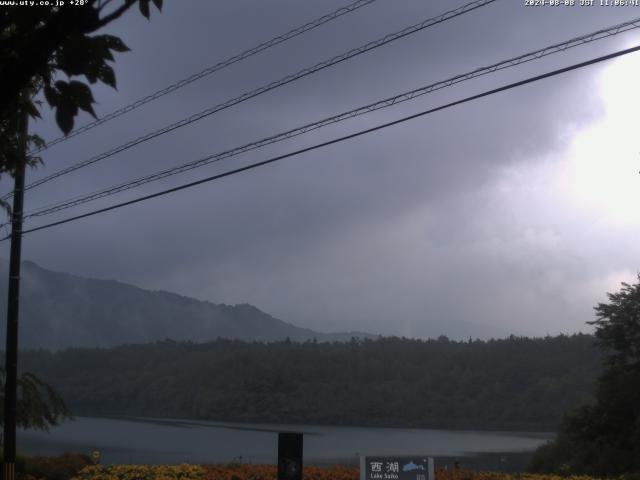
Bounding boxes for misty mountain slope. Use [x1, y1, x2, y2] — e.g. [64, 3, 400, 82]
[0, 259, 372, 349]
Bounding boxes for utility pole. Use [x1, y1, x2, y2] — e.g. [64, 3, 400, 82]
[3, 108, 28, 480]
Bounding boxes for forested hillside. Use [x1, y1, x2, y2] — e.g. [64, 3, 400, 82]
[17, 334, 599, 430]
[0, 260, 371, 349]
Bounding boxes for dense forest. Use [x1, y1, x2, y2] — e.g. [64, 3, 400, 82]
[17, 334, 599, 431]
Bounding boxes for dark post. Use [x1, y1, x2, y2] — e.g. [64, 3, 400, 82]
[277, 432, 303, 480]
[2, 110, 27, 480]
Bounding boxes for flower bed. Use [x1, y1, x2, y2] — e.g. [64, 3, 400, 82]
[68, 465, 607, 480]
[204, 464, 356, 480]
[71, 464, 206, 480]
[70, 464, 357, 480]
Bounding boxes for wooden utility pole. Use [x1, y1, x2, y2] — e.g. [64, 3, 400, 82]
[3, 109, 28, 480]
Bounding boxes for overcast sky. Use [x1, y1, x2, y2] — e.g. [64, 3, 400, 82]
[2, 0, 640, 339]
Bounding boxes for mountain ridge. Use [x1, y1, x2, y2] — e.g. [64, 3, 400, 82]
[0, 258, 376, 350]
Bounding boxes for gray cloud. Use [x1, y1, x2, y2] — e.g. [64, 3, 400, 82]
[3, 0, 640, 339]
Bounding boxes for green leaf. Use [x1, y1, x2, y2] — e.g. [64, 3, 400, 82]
[56, 34, 127, 83]
[51, 83, 80, 133]
[139, 0, 150, 19]
[91, 35, 115, 62]
[68, 80, 97, 118]
[55, 36, 96, 77]
[43, 85, 59, 107]
[54, 79, 68, 92]
[55, 104, 74, 135]
[8, 370, 72, 432]
[103, 34, 129, 53]
[97, 64, 116, 89]
[27, 134, 46, 151]
[24, 100, 41, 119]
[84, 65, 99, 84]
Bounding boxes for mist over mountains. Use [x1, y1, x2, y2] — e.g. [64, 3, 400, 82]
[0, 260, 602, 430]
[0, 259, 374, 350]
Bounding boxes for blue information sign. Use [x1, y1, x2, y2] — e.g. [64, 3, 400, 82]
[360, 456, 434, 480]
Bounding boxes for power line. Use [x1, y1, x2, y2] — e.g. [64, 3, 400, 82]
[10, 0, 496, 198]
[31, 0, 380, 154]
[21, 17, 640, 220]
[9, 44, 640, 241]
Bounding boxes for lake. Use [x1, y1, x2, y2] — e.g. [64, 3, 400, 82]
[17, 416, 553, 468]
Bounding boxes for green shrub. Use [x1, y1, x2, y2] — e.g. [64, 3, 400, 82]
[24, 453, 92, 480]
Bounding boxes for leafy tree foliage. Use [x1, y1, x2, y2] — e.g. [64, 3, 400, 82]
[0, 0, 161, 435]
[0, 369, 71, 431]
[529, 276, 640, 476]
[19, 334, 599, 431]
[0, 0, 162, 209]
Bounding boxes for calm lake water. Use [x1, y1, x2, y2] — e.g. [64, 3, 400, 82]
[17, 416, 553, 467]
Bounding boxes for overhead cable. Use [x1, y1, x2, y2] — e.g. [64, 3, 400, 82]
[31, 0, 380, 154]
[9, 44, 640, 240]
[22, 17, 640, 220]
[11, 0, 496, 198]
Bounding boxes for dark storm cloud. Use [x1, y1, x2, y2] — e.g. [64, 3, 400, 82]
[4, 0, 640, 338]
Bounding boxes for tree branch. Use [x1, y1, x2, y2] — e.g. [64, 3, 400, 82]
[96, 0, 137, 28]
[98, 0, 118, 13]
[0, 1, 137, 119]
